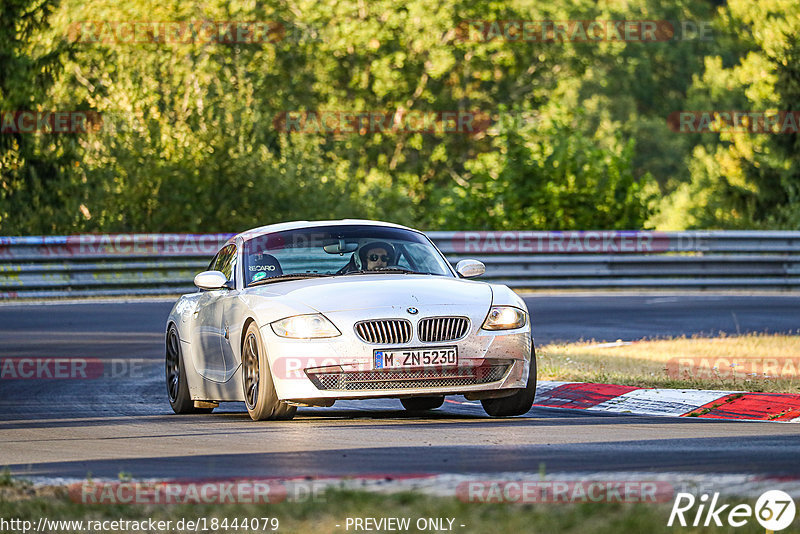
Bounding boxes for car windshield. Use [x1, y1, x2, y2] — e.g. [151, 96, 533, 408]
[242, 225, 454, 286]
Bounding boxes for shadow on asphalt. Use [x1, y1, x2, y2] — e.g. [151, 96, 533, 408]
[0, 405, 747, 430]
[8, 433, 800, 480]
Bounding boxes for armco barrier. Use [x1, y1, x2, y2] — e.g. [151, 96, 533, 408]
[0, 231, 798, 298]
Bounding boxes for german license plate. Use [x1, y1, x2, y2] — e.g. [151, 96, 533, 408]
[374, 346, 458, 369]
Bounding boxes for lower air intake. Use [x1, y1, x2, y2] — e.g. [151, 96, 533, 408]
[306, 364, 510, 391]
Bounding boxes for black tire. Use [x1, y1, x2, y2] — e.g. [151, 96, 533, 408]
[401, 396, 445, 412]
[166, 324, 213, 414]
[242, 322, 297, 421]
[481, 346, 537, 417]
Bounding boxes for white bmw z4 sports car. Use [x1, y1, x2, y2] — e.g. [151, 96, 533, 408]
[165, 220, 535, 420]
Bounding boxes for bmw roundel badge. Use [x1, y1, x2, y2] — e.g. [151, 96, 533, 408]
[407, 307, 418, 315]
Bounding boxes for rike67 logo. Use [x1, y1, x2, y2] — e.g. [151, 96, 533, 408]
[668, 490, 796, 531]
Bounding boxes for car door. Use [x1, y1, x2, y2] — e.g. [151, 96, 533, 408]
[192, 245, 235, 382]
[216, 245, 240, 379]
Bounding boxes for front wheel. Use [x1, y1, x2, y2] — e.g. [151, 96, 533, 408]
[401, 396, 445, 412]
[481, 347, 537, 417]
[166, 325, 213, 414]
[242, 322, 296, 421]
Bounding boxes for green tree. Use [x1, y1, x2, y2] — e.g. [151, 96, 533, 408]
[654, 0, 800, 229]
[434, 107, 651, 229]
[2, 0, 676, 234]
[0, 0, 82, 233]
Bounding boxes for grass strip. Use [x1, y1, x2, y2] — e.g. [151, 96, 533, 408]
[538, 333, 800, 393]
[0, 478, 772, 534]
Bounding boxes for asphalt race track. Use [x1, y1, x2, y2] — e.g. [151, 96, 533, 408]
[1, 294, 799, 481]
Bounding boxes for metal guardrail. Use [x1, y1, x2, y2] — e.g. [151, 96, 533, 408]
[1, 231, 799, 298]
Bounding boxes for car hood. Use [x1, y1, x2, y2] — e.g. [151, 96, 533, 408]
[245, 275, 492, 313]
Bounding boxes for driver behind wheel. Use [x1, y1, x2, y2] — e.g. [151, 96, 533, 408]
[360, 241, 396, 270]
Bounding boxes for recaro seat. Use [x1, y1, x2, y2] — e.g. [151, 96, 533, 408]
[247, 253, 283, 284]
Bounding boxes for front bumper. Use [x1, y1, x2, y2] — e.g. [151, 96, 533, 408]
[262, 309, 532, 401]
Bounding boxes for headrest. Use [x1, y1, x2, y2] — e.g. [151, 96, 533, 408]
[248, 253, 283, 283]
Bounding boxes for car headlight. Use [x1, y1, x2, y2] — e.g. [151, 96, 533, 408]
[271, 314, 341, 339]
[481, 306, 527, 330]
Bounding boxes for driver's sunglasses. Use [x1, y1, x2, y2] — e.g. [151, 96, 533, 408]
[368, 254, 391, 262]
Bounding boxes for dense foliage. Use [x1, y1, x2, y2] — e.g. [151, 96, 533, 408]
[0, 0, 797, 234]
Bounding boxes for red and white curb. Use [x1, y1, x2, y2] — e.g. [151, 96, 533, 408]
[533, 381, 800, 422]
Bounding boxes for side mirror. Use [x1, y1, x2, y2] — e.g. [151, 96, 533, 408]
[194, 270, 229, 290]
[455, 259, 485, 278]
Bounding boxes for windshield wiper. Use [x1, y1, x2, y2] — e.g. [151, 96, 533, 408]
[248, 273, 331, 287]
[342, 268, 430, 275]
